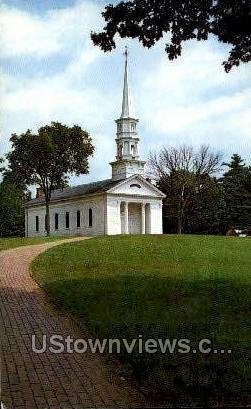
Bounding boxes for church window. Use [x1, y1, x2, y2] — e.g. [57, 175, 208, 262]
[118, 144, 123, 158]
[131, 144, 136, 155]
[65, 212, 70, 229]
[35, 216, 39, 232]
[131, 123, 136, 132]
[55, 213, 59, 230]
[130, 184, 141, 189]
[88, 208, 93, 227]
[77, 210, 81, 228]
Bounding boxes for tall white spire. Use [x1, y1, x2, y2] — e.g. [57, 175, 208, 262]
[110, 47, 145, 181]
[121, 46, 131, 119]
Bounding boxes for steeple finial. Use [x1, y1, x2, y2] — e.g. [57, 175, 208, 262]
[121, 46, 130, 118]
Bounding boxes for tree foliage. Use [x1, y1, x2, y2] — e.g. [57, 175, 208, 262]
[186, 175, 226, 234]
[91, 0, 251, 71]
[0, 179, 29, 237]
[149, 145, 223, 234]
[4, 122, 94, 236]
[222, 154, 251, 228]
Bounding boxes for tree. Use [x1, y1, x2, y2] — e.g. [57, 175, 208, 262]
[0, 159, 29, 237]
[223, 153, 246, 175]
[149, 145, 222, 234]
[4, 122, 94, 236]
[222, 154, 251, 229]
[91, 0, 251, 72]
[186, 175, 226, 234]
[0, 180, 28, 237]
[0, 157, 4, 173]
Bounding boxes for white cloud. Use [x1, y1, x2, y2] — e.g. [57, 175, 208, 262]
[0, 1, 101, 58]
[139, 39, 251, 155]
[0, 0, 251, 187]
[149, 90, 251, 134]
[1, 58, 115, 181]
[0, 0, 114, 182]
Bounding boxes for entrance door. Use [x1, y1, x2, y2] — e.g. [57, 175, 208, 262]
[128, 203, 141, 234]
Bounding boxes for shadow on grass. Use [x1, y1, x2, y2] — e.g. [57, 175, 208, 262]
[42, 275, 250, 406]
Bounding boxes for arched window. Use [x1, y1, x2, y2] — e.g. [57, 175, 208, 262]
[55, 213, 59, 230]
[130, 184, 141, 189]
[77, 210, 81, 228]
[131, 123, 136, 132]
[118, 144, 123, 158]
[88, 208, 93, 227]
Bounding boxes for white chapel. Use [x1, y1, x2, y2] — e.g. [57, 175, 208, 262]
[25, 51, 165, 237]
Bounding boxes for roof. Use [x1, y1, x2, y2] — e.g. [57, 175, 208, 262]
[26, 178, 122, 207]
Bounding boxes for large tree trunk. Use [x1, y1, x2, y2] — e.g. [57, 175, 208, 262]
[177, 199, 184, 234]
[45, 201, 50, 236]
[177, 215, 183, 234]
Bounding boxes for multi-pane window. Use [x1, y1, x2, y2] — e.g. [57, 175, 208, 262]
[65, 212, 70, 229]
[77, 210, 81, 228]
[88, 208, 93, 227]
[55, 213, 59, 230]
[35, 216, 39, 232]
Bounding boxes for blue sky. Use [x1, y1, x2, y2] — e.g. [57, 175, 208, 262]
[1, 0, 251, 187]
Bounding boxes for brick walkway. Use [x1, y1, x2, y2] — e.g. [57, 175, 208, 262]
[0, 239, 146, 409]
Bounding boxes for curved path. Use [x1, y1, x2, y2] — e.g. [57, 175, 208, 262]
[0, 238, 146, 409]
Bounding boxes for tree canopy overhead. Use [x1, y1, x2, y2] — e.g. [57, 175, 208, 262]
[91, 0, 251, 71]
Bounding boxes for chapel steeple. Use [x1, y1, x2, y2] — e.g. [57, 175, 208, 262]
[111, 47, 146, 181]
[121, 46, 130, 118]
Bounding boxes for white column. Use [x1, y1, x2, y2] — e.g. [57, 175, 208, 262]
[145, 203, 151, 234]
[141, 203, 146, 234]
[124, 202, 129, 234]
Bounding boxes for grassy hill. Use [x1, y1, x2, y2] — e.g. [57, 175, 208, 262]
[32, 235, 250, 405]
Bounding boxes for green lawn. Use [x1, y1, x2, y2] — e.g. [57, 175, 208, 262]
[32, 235, 250, 405]
[0, 236, 65, 252]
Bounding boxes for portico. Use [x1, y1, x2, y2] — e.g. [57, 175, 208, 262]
[120, 201, 151, 234]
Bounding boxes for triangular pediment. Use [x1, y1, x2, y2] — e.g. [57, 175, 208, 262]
[107, 175, 165, 198]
